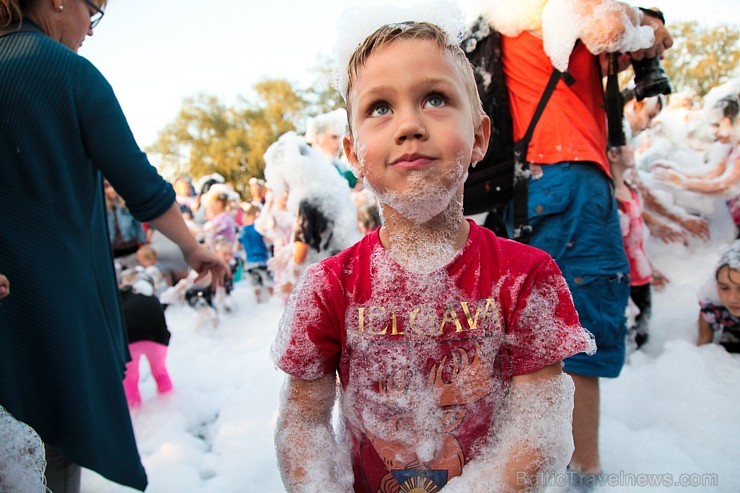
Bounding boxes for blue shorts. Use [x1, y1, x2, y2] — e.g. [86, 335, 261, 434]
[527, 162, 630, 378]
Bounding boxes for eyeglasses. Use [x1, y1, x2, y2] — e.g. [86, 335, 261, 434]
[82, 0, 104, 29]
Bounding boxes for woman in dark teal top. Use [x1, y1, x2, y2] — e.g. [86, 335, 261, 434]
[0, 1, 229, 491]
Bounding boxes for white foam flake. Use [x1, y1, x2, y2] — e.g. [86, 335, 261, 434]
[263, 132, 361, 255]
[476, 0, 654, 72]
[363, 154, 467, 225]
[0, 406, 47, 493]
[332, 0, 468, 99]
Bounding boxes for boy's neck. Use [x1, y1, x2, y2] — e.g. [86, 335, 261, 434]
[378, 199, 470, 273]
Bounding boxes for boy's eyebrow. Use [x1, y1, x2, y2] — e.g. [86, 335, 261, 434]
[357, 76, 457, 98]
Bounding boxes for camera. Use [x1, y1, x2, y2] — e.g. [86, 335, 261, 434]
[632, 56, 672, 101]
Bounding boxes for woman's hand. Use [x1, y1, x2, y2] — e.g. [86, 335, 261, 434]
[0, 274, 9, 300]
[182, 245, 230, 288]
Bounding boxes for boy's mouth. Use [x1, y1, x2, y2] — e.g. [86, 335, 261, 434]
[391, 153, 435, 169]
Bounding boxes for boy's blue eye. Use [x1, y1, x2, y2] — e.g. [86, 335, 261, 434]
[425, 94, 446, 108]
[370, 103, 391, 117]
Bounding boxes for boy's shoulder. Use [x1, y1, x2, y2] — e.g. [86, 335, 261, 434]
[319, 229, 380, 271]
[472, 222, 554, 268]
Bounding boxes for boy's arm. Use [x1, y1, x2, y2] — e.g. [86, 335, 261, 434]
[275, 374, 348, 493]
[501, 363, 572, 491]
[443, 363, 574, 493]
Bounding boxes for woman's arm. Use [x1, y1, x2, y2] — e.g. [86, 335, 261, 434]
[149, 203, 229, 285]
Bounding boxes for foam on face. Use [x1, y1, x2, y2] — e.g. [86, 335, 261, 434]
[363, 152, 467, 224]
[0, 406, 47, 493]
[353, 129, 470, 272]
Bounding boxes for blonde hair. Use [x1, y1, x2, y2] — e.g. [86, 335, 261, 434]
[1, 0, 108, 27]
[242, 203, 261, 217]
[136, 245, 157, 263]
[344, 22, 485, 132]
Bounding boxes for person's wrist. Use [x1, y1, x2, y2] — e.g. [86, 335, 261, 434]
[180, 240, 201, 256]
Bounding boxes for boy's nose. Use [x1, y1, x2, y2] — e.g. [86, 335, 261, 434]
[394, 112, 428, 143]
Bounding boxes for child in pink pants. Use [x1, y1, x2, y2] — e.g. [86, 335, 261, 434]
[119, 271, 173, 407]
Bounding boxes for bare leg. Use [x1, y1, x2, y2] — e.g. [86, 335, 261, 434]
[567, 372, 601, 473]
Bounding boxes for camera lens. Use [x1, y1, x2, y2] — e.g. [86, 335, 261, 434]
[632, 56, 672, 101]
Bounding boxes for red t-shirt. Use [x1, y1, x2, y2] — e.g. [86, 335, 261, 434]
[274, 221, 592, 492]
[501, 31, 610, 176]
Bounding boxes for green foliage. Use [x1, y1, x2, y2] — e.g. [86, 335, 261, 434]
[148, 56, 347, 194]
[299, 54, 346, 125]
[148, 79, 308, 195]
[661, 21, 740, 98]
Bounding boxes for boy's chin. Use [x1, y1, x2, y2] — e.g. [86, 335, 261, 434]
[386, 197, 463, 224]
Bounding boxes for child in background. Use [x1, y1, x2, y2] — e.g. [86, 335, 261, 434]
[609, 135, 669, 350]
[697, 240, 740, 353]
[272, 12, 594, 493]
[135, 245, 167, 297]
[239, 204, 274, 303]
[119, 270, 173, 408]
[257, 190, 296, 298]
[203, 186, 237, 247]
[212, 237, 240, 312]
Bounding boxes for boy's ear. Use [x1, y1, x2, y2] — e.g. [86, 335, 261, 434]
[471, 115, 491, 164]
[343, 134, 360, 171]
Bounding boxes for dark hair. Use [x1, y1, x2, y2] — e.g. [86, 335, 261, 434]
[714, 95, 740, 124]
[294, 200, 333, 253]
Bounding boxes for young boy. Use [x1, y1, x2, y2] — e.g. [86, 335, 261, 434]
[238, 204, 274, 303]
[272, 17, 593, 493]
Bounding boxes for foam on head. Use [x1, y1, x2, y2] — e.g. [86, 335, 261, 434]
[263, 132, 361, 252]
[475, 0, 653, 72]
[333, 0, 467, 110]
[717, 240, 740, 275]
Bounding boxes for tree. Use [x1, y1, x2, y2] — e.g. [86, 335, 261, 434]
[616, 22, 739, 101]
[661, 22, 739, 98]
[299, 54, 346, 123]
[147, 79, 308, 195]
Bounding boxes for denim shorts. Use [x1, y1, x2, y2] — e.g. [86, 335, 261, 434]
[527, 162, 630, 378]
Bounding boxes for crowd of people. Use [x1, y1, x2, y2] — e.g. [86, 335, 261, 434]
[0, 0, 738, 492]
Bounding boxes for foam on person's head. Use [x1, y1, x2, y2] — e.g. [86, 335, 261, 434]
[716, 240, 740, 274]
[263, 132, 361, 253]
[332, 0, 468, 101]
[475, 0, 653, 72]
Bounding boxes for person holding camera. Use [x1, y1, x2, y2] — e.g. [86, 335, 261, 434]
[497, 1, 673, 488]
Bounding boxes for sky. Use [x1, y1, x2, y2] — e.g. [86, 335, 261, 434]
[81, 0, 739, 149]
